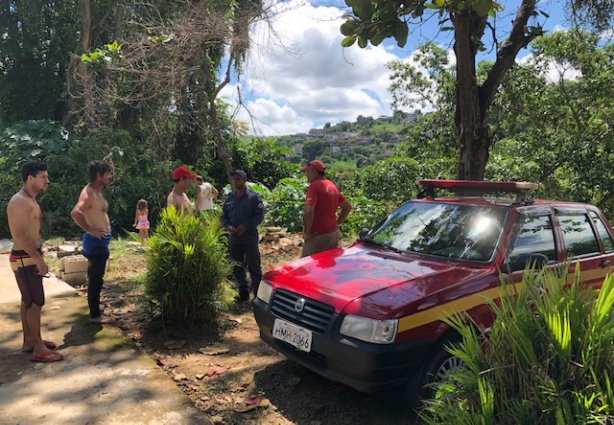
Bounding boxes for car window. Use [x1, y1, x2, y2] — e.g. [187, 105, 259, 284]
[368, 201, 506, 261]
[557, 213, 601, 258]
[508, 215, 557, 261]
[589, 211, 614, 252]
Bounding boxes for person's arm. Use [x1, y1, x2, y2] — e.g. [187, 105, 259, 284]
[133, 210, 139, 227]
[337, 195, 351, 225]
[71, 187, 105, 238]
[236, 193, 264, 236]
[211, 185, 219, 199]
[221, 197, 234, 232]
[303, 204, 315, 241]
[7, 198, 48, 275]
[195, 186, 202, 211]
[303, 184, 317, 240]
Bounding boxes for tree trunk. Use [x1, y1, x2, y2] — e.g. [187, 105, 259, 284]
[453, 10, 489, 181]
[453, 0, 538, 181]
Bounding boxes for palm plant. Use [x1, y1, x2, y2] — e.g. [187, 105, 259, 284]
[420, 268, 614, 424]
[144, 206, 234, 323]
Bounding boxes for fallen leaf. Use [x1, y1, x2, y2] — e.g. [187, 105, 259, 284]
[172, 373, 187, 381]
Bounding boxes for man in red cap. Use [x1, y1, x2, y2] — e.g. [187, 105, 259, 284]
[167, 166, 196, 215]
[301, 160, 351, 257]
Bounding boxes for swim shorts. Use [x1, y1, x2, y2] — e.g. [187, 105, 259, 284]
[9, 249, 45, 307]
[82, 232, 112, 259]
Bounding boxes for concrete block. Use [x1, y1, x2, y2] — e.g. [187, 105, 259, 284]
[62, 255, 89, 274]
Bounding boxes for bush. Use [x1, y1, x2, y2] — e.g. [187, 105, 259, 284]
[420, 270, 614, 424]
[144, 207, 234, 323]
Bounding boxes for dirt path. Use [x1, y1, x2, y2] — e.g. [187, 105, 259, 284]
[93, 280, 416, 425]
[58, 241, 417, 425]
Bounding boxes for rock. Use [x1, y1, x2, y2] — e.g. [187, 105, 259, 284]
[195, 373, 205, 380]
[198, 347, 231, 356]
[264, 226, 282, 232]
[172, 373, 187, 381]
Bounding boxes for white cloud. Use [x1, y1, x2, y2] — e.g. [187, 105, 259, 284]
[225, 0, 401, 135]
[519, 52, 582, 84]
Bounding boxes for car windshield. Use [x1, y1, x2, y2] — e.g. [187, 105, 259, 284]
[365, 201, 507, 261]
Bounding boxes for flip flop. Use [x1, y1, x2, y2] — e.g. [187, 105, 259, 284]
[30, 351, 63, 363]
[21, 340, 57, 353]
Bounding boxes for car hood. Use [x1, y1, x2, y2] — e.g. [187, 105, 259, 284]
[263, 242, 492, 316]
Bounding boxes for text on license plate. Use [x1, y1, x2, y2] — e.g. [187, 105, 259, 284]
[272, 319, 312, 352]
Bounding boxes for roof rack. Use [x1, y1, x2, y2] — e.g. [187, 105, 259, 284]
[416, 179, 539, 205]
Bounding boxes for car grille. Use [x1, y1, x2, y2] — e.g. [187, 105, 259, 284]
[271, 289, 335, 333]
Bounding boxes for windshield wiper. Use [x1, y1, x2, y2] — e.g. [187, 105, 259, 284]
[360, 238, 404, 254]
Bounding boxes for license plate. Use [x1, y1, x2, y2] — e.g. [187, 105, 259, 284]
[272, 319, 312, 352]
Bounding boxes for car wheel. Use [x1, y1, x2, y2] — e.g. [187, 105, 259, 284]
[407, 339, 465, 408]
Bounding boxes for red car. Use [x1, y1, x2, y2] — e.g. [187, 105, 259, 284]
[253, 180, 614, 402]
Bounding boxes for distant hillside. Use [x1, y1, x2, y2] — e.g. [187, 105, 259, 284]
[271, 110, 425, 167]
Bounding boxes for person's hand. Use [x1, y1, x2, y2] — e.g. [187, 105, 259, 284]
[35, 259, 49, 276]
[132, 223, 137, 228]
[89, 228, 106, 239]
[235, 224, 247, 236]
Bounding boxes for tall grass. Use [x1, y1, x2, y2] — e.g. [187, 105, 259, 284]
[144, 207, 234, 323]
[420, 269, 614, 425]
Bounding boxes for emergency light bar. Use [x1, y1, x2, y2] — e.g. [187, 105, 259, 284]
[417, 179, 539, 204]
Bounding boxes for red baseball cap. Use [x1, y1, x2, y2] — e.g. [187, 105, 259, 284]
[172, 166, 196, 180]
[301, 160, 325, 173]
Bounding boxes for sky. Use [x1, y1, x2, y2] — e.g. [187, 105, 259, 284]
[219, 0, 571, 136]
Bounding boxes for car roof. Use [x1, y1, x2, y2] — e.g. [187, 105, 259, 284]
[413, 197, 598, 211]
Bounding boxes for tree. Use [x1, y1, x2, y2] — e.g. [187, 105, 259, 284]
[0, 1, 81, 124]
[74, 1, 265, 179]
[340, 0, 611, 180]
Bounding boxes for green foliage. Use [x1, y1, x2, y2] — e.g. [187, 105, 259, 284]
[354, 157, 422, 205]
[231, 138, 294, 189]
[144, 207, 234, 324]
[420, 270, 614, 424]
[0, 1, 81, 123]
[263, 177, 306, 233]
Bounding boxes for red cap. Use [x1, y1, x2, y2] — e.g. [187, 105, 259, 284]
[301, 160, 325, 173]
[172, 166, 196, 180]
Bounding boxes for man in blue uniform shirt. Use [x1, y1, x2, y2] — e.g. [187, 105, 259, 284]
[222, 170, 264, 302]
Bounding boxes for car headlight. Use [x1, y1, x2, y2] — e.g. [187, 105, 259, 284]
[256, 281, 273, 304]
[339, 315, 398, 344]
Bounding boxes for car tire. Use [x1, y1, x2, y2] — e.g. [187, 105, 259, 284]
[407, 338, 464, 408]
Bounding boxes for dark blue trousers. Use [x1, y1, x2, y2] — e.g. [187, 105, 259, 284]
[229, 241, 262, 297]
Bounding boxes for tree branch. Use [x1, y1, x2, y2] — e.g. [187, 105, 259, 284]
[479, 0, 539, 116]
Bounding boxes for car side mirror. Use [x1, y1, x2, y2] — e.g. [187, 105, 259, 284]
[503, 253, 549, 273]
[358, 228, 370, 240]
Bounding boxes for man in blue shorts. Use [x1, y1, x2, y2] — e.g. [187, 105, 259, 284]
[71, 160, 114, 324]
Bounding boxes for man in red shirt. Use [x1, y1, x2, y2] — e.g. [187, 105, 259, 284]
[301, 160, 351, 257]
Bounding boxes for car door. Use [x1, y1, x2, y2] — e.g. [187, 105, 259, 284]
[588, 209, 614, 277]
[554, 208, 612, 290]
[503, 208, 560, 285]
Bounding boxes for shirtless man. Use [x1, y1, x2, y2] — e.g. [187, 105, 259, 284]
[167, 166, 196, 215]
[7, 161, 63, 362]
[71, 160, 113, 324]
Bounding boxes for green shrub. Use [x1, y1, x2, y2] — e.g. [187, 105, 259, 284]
[420, 270, 614, 424]
[144, 207, 234, 323]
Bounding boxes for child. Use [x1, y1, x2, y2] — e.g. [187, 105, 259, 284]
[132, 199, 150, 244]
